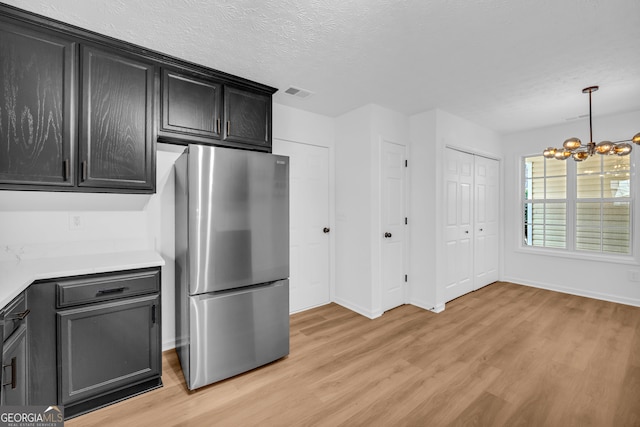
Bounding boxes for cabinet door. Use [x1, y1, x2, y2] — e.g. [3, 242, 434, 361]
[0, 20, 76, 188]
[223, 87, 271, 149]
[58, 294, 160, 405]
[79, 45, 155, 192]
[160, 69, 221, 140]
[1, 325, 27, 406]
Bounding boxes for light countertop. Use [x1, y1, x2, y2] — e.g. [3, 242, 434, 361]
[0, 250, 165, 308]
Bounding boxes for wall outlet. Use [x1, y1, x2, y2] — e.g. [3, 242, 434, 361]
[69, 213, 84, 230]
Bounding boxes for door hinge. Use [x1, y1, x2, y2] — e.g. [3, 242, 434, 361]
[405, 274, 408, 282]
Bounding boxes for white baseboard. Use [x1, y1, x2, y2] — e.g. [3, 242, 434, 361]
[409, 298, 445, 313]
[289, 301, 332, 315]
[502, 275, 640, 308]
[333, 297, 382, 319]
[162, 340, 176, 352]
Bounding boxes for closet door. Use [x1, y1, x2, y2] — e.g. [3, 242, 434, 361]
[444, 149, 474, 302]
[444, 148, 499, 303]
[474, 155, 499, 288]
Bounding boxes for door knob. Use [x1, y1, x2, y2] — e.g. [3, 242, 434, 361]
[384, 232, 392, 238]
[479, 228, 484, 232]
[323, 227, 330, 233]
[464, 230, 469, 234]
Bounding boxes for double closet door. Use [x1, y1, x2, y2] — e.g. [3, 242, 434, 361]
[444, 148, 499, 302]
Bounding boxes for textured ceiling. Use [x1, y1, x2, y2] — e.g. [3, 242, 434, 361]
[5, 0, 640, 134]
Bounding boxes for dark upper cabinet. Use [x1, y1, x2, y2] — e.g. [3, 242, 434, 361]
[160, 69, 222, 139]
[79, 45, 155, 191]
[0, 3, 276, 194]
[223, 86, 271, 149]
[0, 20, 77, 187]
[159, 68, 272, 151]
[0, 16, 156, 193]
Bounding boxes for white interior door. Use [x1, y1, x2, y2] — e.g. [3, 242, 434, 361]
[473, 155, 499, 289]
[381, 140, 406, 312]
[272, 140, 330, 313]
[444, 148, 474, 302]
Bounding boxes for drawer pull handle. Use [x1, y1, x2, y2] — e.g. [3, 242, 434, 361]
[97, 287, 127, 295]
[2, 357, 17, 389]
[6, 309, 30, 321]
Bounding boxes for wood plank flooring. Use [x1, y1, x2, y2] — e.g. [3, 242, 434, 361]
[66, 282, 640, 426]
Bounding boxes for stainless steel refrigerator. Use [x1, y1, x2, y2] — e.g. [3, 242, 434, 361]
[174, 144, 289, 390]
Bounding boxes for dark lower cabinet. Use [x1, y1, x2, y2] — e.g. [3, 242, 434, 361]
[58, 294, 160, 407]
[0, 291, 29, 407]
[1, 324, 27, 406]
[25, 267, 162, 419]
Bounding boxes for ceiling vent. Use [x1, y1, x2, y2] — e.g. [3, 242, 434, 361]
[284, 86, 314, 99]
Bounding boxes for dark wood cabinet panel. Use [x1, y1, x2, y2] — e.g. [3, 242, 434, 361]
[223, 87, 271, 149]
[58, 293, 160, 406]
[1, 325, 27, 406]
[79, 45, 155, 191]
[160, 69, 221, 139]
[0, 20, 76, 187]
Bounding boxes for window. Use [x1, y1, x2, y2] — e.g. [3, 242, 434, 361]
[523, 155, 633, 255]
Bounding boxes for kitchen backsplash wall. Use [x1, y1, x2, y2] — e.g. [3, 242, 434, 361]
[0, 209, 151, 262]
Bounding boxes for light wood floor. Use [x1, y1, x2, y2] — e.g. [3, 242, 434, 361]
[67, 282, 640, 426]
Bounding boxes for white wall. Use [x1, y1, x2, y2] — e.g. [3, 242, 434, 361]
[501, 109, 640, 306]
[408, 110, 438, 310]
[334, 104, 409, 318]
[409, 109, 502, 312]
[146, 144, 185, 350]
[335, 105, 374, 315]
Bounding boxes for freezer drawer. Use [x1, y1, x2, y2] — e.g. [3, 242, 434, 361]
[186, 280, 289, 390]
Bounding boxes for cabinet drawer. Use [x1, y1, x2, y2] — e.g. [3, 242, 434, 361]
[2, 293, 29, 341]
[56, 268, 160, 308]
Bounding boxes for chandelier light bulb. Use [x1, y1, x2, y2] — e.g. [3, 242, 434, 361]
[554, 150, 571, 160]
[595, 141, 614, 155]
[543, 147, 557, 158]
[563, 137, 582, 151]
[613, 143, 632, 156]
[572, 151, 589, 161]
[633, 132, 640, 145]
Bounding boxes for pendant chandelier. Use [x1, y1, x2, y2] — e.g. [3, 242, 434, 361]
[543, 86, 640, 161]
